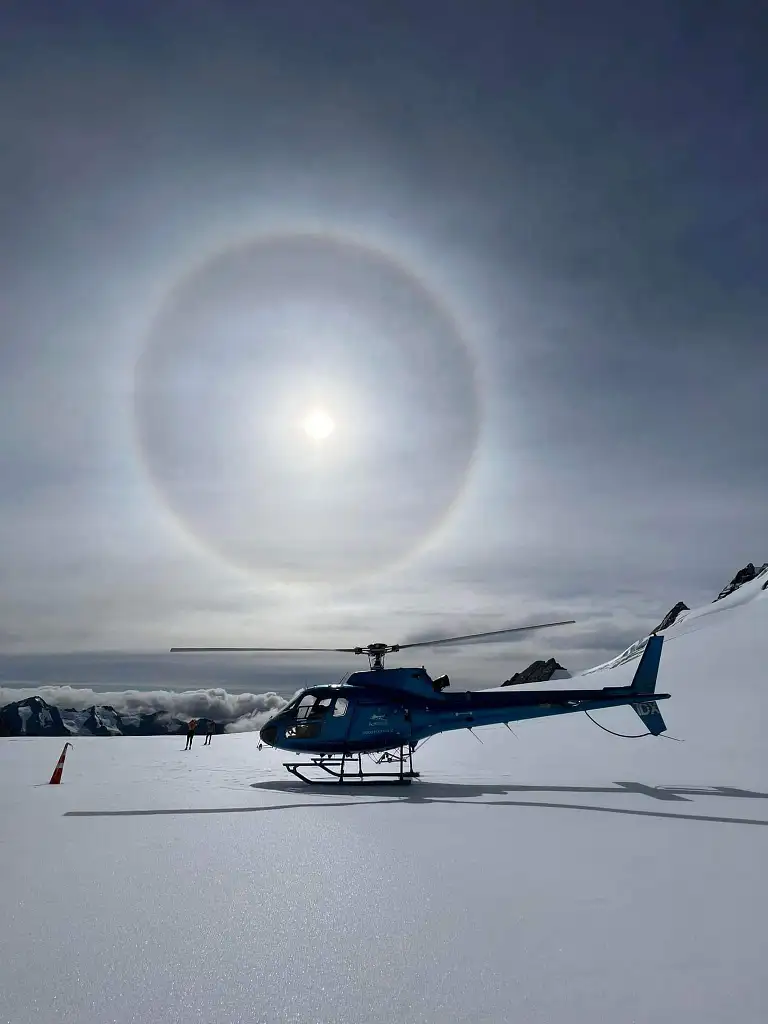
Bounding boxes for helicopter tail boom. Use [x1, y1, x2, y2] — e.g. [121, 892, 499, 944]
[414, 636, 669, 738]
[419, 688, 670, 737]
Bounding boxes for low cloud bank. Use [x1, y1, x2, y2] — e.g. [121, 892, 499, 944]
[0, 685, 292, 732]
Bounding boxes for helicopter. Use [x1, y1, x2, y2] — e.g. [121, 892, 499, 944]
[172, 619, 670, 784]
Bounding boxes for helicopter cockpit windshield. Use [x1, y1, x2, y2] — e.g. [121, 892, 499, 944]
[284, 693, 349, 739]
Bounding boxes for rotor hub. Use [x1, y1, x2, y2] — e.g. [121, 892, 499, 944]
[362, 643, 391, 670]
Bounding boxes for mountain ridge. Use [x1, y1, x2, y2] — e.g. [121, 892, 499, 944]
[0, 694, 221, 738]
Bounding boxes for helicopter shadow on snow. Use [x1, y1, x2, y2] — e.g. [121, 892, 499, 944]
[244, 778, 768, 827]
[64, 782, 768, 826]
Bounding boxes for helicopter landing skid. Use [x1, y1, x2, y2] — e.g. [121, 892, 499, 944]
[283, 748, 419, 785]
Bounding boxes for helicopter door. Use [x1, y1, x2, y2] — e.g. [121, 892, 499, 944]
[313, 696, 351, 744]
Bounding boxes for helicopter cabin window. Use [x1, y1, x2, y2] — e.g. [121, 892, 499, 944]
[333, 697, 348, 717]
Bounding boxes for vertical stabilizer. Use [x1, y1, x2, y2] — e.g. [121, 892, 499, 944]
[629, 635, 667, 734]
[630, 634, 663, 694]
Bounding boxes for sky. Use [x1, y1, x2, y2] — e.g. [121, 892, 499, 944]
[1, 0, 766, 690]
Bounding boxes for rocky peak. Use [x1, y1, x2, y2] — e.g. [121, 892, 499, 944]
[501, 657, 569, 687]
[713, 562, 768, 602]
[0, 695, 67, 736]
[652, 601, 689, 633]
[83, 705, 122, 736]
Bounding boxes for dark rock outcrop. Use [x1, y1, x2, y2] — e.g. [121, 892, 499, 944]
[502, 658, 569, 687]
[0, 695, 68, 736]
[652, 601, 689, 633]
[713, 562, 768, 602]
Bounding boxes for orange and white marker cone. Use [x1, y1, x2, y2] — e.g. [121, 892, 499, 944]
[49, 742, 73, 785]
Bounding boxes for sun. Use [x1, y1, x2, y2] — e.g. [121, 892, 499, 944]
[301, 408, 336, 442]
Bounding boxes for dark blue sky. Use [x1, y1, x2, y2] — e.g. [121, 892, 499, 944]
[1, 0, 766, 685]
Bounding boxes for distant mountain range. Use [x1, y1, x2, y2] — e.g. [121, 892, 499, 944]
[0, 696, 220, 738]
[1, 562, 765, 736]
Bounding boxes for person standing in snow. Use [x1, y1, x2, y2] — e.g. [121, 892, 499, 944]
[204, 721, 214, 746]
[184, 719, 198, 750]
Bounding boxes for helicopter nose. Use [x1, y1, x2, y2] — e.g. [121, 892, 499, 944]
[260, 722, 278, 747]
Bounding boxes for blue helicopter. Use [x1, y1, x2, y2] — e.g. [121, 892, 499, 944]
[172, 620, 669, 784]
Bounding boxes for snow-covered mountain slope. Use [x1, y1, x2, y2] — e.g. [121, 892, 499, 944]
[1, 580, 766, 1024]
[583, 561, 768, 676]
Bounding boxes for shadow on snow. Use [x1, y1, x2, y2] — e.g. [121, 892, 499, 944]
[252, 780, 768, 804]
[65, 780, 768, 827]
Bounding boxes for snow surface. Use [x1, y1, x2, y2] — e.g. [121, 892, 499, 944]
[1, 585, 767, 1023]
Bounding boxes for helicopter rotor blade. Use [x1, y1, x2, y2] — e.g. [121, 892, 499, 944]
[171, 621, 575, 656]
[170, 646, 360, 654]
[393, 619, 575, 651]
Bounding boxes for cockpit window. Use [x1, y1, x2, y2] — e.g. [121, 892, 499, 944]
[333, 697, 349, 717]
[295, 695, 316, 720]
[295, 695, 333, 720]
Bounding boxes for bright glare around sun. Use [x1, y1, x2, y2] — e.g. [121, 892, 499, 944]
[301, 408, 336, 441]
